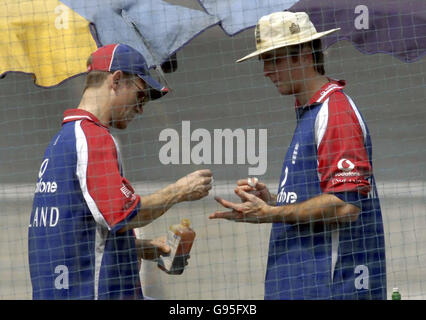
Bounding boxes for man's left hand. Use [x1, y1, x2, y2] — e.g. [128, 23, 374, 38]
[138, 237, 171, 261]
[209, 188, 272, 223]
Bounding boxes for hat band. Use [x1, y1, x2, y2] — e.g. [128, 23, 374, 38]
[256, 29, 323, 51]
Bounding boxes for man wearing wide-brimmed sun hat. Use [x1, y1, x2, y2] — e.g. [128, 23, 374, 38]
[210, 11, 387, 300]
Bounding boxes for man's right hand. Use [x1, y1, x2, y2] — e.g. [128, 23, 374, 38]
[174, 169, 213, 202]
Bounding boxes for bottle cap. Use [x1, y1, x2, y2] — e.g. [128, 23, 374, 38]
[392, 288, 399, 292]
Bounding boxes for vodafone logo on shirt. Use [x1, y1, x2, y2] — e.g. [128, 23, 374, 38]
[38, 159, 49, 178]
[35, 158, 58, 194]
[333, 158, 365, 186]
[337, 159, 355, 172]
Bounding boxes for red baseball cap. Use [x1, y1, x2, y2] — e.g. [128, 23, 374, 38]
[88, 44, 169, 100]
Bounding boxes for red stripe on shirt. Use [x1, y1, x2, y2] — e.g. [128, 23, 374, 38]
[80, 120, 140, 228]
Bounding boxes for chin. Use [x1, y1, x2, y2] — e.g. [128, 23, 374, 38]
[278, 86, 294, 96]
[112, 121, 128, 130]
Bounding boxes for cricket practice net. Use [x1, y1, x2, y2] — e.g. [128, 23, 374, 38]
[0, 0, 425, 300]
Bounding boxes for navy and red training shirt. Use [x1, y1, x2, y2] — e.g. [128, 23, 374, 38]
[28, 109, 143, 299]
[265, 80, 387, 299]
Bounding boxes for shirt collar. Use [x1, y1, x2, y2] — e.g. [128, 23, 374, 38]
[62, 109, 108, 128]
[295, 79, 346, 109]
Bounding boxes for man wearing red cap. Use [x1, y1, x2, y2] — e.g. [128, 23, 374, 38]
[28, 44, 212, 299]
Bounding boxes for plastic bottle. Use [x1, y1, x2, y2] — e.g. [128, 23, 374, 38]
[157, 218, 196, 274]
[392, 288, 401, 300]
[169, 218, 196, 256]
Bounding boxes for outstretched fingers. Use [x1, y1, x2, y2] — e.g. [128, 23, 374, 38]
[234, 188, 256, 202]
[209, 210, 241, 220]
[214, 196, 242, 212]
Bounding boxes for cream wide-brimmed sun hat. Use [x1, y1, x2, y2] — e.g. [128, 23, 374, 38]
[237, 11, 340, 63]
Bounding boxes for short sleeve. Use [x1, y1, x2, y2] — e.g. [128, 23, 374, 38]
[76, 120, 140, 232]
[316, 92, 371, 197]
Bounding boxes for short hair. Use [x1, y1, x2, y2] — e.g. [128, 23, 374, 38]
[286, 39, 325, 75]
[83, 55, 135, 92]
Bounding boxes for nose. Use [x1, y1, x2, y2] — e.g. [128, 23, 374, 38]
[263, 60, 275, 78]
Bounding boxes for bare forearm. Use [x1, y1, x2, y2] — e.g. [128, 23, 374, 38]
[118, 169, 212, 232]
[120, 183, 183, 231]
[268, 194, 359, 224]
[140, 184, 184, 224]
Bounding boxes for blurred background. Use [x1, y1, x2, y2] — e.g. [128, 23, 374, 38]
[1, 3, 425, 299]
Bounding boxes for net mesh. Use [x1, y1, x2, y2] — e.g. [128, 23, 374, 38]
[0, 1, 425, 300]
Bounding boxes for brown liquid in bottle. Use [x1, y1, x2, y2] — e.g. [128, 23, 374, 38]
[170, 218, 196, 257]
[158, 218, 196, 274]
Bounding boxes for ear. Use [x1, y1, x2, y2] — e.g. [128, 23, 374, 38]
[111, 70, 124, 90]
